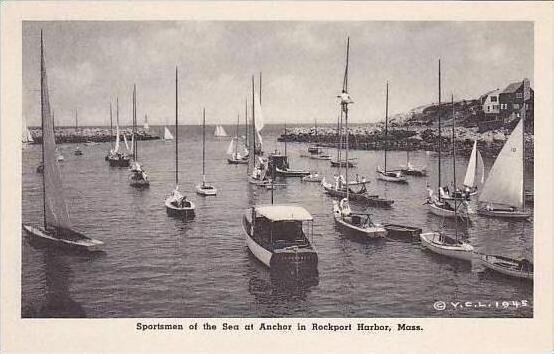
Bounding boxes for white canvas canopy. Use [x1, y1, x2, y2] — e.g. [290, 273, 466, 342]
[164, 126, 174, 140]
[254, 204, 313, 221]
[478, 118, 524, 208]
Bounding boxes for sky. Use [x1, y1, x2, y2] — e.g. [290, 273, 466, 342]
[23, 21, 533, 127]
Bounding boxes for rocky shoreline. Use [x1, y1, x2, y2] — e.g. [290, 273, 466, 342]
[28, 127, 160, 144]
[279, 125, 534, 163]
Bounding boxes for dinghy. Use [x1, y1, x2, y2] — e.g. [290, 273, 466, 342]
[376, 82, 407, 183]
[333, 198, 386, 238]
[420, 231, 474, 262]
[128, 84, 149, 187]
[242, 204, 318, 272]
[477, 98, 531, 220]
[479, 254, 533, 280]
[383, 224, 422, 241]
[462, 140, 484, 196]
[23, 31, 104, 252]
[165, 67, 195, 218]
[196, 108, 218, 196]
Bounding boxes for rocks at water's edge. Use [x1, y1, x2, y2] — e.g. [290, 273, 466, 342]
[28, 127, 160, 144]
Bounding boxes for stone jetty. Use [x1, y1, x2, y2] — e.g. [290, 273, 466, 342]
[29, 127, 160, 144]
[279, 125, 534, 162]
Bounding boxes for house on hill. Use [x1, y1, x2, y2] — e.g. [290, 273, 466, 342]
[499, 80, 534, 125]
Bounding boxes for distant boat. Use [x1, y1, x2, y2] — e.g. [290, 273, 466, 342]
[128, 84, 150, 188]
[73, 108, 82, 156]
[165, 67, 195, 218]
[477, 108, 531, 220]
[22, 115, 34, 144]
[400, 151, 427, 176]
[23, 31, 103, 252]
[163, 126, 174, 141]
[143, 114, 149, 131]
[196, 108, 218, 196]
[376, 82, 407, 184]
[213, 125, 228, 137]
[462, 140, 484, 196]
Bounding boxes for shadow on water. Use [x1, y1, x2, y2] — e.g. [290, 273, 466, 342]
[22, 239, 105, 318]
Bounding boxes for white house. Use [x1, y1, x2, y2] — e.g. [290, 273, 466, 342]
[481, 89, 500, 115]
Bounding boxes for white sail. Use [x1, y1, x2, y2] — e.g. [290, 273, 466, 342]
[143, 114, 149, 130]
[41, 35, 72, 230]
[123, 133, 130, 151]
[226, 138, 236, 155]
[214, 125, 228, 137]
[463, 141, 478, 188]
[114, 125, 121, 153]
[476, 149, 485, 185]
[130, 134, 135, 155]
[164, 126, 174, 140]
[478, 118, 524, 208]
[253, 92, 264, 145]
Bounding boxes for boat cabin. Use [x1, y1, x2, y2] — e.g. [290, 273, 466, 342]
[249, 205, 314, 251]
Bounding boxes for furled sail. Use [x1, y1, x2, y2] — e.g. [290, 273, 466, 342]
[41, 34, 72, 230]
[478, 118, 524, 208]
[253, 92, 264, 146]
[114, 125, 121, 153]
[130, 134, 135, 155]
[164, 126, 174, 140]
[123, 133, 130, 151]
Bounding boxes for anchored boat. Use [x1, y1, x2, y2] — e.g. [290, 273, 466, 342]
[107, 99, 131, 167]
[23, 31, 104, 252]
[400, 151, 427, 176]
[462, 140, 485, 196]
[479, 254, 533, 280]
[165, 67, 195, 218]
[128, 84, 150, 188]
[196, 108, 218, 196]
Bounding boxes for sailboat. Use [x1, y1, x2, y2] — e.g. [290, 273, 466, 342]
[400, 150, 427, 176]
[165, 67, 196, 218]
[376, 82, 407, 183]
[477, 92, 531, 220]
[331, 37, 388, 238]
[425, 62, 469, 220]
[105, 102, 114, 161]
[107, 98, 131, 167]
[275, 121, 310, 177]
[213, 125, 228, 137]
[73, 108, 83, 155]
[163, 126, 174, 141]
[23, 31, 104, 252]
[196, 108, 218, 196]
[22, 115, 34, 144]
[227, 113, 249, 164]
[143, 114, 149, 131]
[128, 84, 149, 187]
[462, 140, 484, 196]
[248, 75, 271, 186]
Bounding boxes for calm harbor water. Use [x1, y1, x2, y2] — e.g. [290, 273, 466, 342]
[21, 124, 533, 318]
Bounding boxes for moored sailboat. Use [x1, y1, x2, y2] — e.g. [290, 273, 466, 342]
[376, 82, 407, 183]
[107, 98, 131, 167]
[73, 108, 83, 155]
[477, 96, 531, 220]
[165, 67, 195, 218]
[227, 114, 249, 164]
[462, 140, 485, 196]
[128, 84, 150, 187]
[274, 121, 310, 177]
[23, 31, 104, 252]
[247, 75, 271, 186]
[196, 108, 218, 196]
[400, 151, 427, 176]
[479, 254, 533, 280]
[163, 126, 174, 141]
[213, 125, 228, 137]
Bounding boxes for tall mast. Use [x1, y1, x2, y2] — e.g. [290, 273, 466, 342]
[245, 98, 248, 148]
[40, 30, 46, 228]
[438, 59, 442, 191]
[252, 75, 256, 157]
[202, 108, 206, 184]
[116, 97, 119, 138]
[109, 102, 113, 149]
[75, 108, 78, 131]
[385, 81, 389, 172]
[452, 93, 456, 190]
[259, 72, 262, 106]
[133, 84, 137, 160]
[235, 113, 239, 157]
[284, 121, 287, 157]
[344, 36, 350, 199]
[175, 67, 179, 186]
[521, 80, 526, 211]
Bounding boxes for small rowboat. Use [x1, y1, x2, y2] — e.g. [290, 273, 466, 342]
[376, 167, 408, 183]
[480, 254, 533, 280]
[165, 189, 195, 218]
[420, 232, 474, 262]
[383, 224, 422, 241]
[302, 173, 322, 182]
[196, 183, 217, 196]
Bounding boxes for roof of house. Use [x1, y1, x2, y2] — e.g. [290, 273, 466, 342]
[502, 82, 523, 93]
[254, 204, 313, 221]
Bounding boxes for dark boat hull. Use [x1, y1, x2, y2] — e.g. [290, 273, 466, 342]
[323, 185, 394, 208]
[383, 224, 422, 241]
[108, 157, 130, 167]
[227, 158, 248, 165]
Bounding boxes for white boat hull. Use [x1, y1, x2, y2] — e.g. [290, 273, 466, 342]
[242, 217, 272, 267]
[427, 202, 469, 220]
[376, 170, 408, 183]
[333, 216, 387, 238]
[420, 232, 474, 262]
[164, 197, 196, 218]
[479, 255, 533, 280]
[23, 224, 104, 252]
[196, 184, 218, 196]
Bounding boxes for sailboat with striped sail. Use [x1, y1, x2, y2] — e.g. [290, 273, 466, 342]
[165, 67, 196, 218]
[23, 31, 103, 251]
[477, 85, 531, 220]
